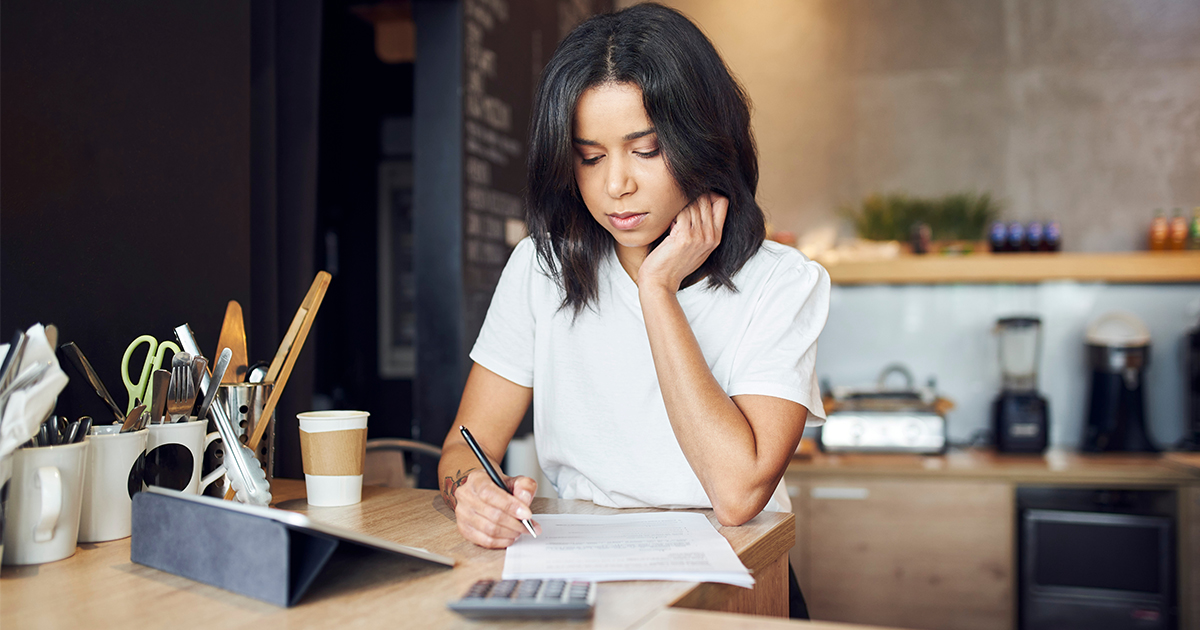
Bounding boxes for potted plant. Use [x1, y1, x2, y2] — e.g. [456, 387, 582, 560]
[841, 191, 1001, 254]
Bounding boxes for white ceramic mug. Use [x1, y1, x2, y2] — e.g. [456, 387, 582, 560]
[2, 440, 89, 565]
[0, 456, 13, 562]
[145, 419, 222, 495]
[298, 411, 369, 507]
[78, 428, 148, 542]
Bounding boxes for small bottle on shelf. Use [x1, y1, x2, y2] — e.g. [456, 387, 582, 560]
[1044, 220, 1062, 252]
[1026, 221, 1045, 252]
[1148, 209, 1168, 251]
[1169, 208, 1188, 250]
[909, 222, 932, 255]
[988, 221, 1008, 253]
[1189, 208, 1200, 250]
[1007, 222, 1026, 252]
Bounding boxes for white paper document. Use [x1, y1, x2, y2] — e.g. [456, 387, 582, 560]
[502, 512, 755, 588]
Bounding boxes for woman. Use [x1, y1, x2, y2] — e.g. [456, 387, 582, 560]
[439, 3, 828, 556]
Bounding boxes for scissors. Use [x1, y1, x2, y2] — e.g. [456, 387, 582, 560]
[121, 334, 181, 413]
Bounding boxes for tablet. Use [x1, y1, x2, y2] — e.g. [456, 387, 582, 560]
[143, 486, 455, 567]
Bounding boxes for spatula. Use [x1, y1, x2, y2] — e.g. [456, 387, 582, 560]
[214, 301, 249, 384]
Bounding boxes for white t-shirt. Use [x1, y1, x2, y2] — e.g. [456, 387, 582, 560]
[470, 237, 829, 514]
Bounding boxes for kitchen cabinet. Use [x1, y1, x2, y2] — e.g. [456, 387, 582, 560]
[789, 476, 1013, 630]
[787, 450, 1200, 630]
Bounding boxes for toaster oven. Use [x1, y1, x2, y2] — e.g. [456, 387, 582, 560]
[818, 364, 950, 455]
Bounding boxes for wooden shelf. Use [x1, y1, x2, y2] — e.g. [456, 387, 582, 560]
[825, 251, 1200, 285]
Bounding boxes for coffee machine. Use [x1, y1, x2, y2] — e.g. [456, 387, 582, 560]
[992, 317, 1049, 453]
[1082, 311, 1157, 452]
[1183, 319, 1200, 450]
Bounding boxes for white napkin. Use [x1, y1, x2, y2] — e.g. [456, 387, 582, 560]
[0, 324, 70, 460]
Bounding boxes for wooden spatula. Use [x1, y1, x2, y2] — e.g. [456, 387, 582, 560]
[215, 300, 249, 384]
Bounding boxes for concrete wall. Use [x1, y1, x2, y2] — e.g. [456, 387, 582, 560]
[618, 0, 1200, 252]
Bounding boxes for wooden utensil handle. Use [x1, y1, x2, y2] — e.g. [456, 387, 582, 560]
[226, 271, 331, 500]
[266, 309, 304, 384]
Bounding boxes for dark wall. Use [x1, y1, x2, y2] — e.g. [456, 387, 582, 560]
[2, 0, 324, 479]
[313, 1, 415, 442]
[255, 0, 325, 479]
[1, 1, 253, 422]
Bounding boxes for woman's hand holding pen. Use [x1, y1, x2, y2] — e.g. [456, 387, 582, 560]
[452, 470, 541, 549]
[637, 192, 727, 292]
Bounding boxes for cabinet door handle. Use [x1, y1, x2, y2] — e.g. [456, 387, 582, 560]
[811, 486, 869, 500]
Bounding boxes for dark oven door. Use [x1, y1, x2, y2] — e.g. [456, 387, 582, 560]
[1021, 508, 1175, 630]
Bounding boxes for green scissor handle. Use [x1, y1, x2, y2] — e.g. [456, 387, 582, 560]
[146, 340, 181, 412]
[121, 334, 158, 413]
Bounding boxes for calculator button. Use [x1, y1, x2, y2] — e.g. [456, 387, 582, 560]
[516, 581, 541, 599]
[448, 579, 595, 620]
[489, 580, 517, 598]
[464, 580, 493, 598]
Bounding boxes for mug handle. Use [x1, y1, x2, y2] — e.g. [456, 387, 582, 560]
[33, 466, 62, 543]
[200, 466, 226, 490]
[200, 431, 226, 491]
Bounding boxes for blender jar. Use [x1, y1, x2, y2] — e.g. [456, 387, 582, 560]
[997, 317, 1042, 392]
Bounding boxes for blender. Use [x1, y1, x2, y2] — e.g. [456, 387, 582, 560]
[992, 317, 1050, 453]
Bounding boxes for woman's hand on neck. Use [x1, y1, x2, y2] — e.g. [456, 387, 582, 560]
[629, 192, 727, 293]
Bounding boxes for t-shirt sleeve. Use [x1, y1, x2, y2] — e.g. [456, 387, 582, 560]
[468, 238, 539, 388]
[727, 253, 831, 426]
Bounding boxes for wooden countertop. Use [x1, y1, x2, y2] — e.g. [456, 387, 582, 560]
[824, 251, 1200, 285]
[640, 609, 898, 630]
[1165, 452, 1200, 475]
[1, 479, 798, 630]
[787, 449, 1200, 485]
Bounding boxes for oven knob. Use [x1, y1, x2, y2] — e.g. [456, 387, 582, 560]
[905, 421, 923, 443]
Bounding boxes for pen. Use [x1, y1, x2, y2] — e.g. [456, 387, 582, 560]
[459, 425, 538, 538]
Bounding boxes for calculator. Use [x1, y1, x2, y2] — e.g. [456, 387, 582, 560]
[447, 578, 596, 619]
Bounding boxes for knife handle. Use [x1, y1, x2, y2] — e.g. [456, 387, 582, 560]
[59, 343, 126, 423]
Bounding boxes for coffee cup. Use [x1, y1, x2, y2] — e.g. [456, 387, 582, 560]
[145, 419, 222, 495]
[78, 428, 148, 542]
[298, 411, 369, 507]
[2, 440, 88, 565]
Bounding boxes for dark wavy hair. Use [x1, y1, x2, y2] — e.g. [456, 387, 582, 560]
[526, 2, 765, 315]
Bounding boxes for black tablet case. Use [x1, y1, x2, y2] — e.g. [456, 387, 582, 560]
[131, 491, 356, 607]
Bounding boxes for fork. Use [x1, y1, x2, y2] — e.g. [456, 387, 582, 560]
[166, 365, 195, 422]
